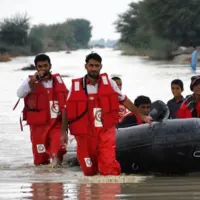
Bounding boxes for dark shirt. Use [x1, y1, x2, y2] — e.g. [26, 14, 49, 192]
[118, 115, 138, 128]
[167, 96, 184, 119]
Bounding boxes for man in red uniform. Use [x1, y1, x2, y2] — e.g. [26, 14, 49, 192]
[66, 52, 152, 176]
[16, 54, 68, 167]
[178, 75, 200, 118]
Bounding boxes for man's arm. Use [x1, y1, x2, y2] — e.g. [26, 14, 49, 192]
[109, 78, 152, 124]
[122, 98, 143, 117]
[17, 73, 41, 98]
[122, 98, 152, 124]
[61, 107, 68, 132]
[17, 77, 32, 98]
[60, 105, 69, 145]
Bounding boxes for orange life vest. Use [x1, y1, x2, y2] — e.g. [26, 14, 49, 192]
[66, 73, 119, 135]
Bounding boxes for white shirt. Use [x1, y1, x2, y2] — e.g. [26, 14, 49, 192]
[17, 77, 53, 98]
[67, 78, 126, 102]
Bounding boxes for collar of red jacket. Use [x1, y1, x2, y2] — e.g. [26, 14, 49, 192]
[85, 75, 101, 85]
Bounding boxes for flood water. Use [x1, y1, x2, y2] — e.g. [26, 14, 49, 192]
[0, 48, 200, 199]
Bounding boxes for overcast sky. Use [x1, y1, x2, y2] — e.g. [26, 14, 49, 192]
[0, 0, 137, 40]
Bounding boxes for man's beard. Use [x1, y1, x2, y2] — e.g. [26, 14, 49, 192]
[88, 72, 99, 79]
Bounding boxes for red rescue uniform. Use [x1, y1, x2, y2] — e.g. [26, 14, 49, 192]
[67, 73, 122, 176]
[21, 74, 68, 165]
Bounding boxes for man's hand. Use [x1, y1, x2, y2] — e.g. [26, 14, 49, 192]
[140, 115, 153, 125]
[60, 131, 68, 146]
[29, 71, 46, 88]
[31, 71, 46, 82]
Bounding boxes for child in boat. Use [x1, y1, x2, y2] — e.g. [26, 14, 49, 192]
[118, 95, 151, 127]
[167, 79, 184, 119]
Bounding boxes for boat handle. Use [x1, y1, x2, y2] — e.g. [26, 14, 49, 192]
[193, 151, 200, 157]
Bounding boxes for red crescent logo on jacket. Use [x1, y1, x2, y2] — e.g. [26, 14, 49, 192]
[95, 109, 102, 122]
[51, 102, 59, 114]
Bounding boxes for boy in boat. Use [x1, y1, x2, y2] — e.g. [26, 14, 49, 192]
[118, 95, 152, 127]
[167, 79, 184, 119]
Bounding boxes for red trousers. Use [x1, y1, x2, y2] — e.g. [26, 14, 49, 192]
[30, 121, 66, 165]
[75, 126, 120, 176]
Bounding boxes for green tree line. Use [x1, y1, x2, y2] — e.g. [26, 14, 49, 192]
[0, 13, 92, 56]
[115, 0, 200, 59]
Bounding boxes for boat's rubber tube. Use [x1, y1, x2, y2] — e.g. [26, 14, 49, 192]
[117, 118, 200, 174]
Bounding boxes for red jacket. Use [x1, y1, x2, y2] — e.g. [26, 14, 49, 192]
[22, 73, 68, 126]
[177, 94, 200, 118]
[67, 73, 119, 135]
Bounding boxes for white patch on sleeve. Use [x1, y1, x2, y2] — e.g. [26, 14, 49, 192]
[84, 158, 92, 167]
[93, 107, 103, 127]
[49, 101, 60, 118]
[101, 75, 108, 85]
[37, 144, 46, 153]
[56, 76, 63, 83]
[74, 81, 80, 91]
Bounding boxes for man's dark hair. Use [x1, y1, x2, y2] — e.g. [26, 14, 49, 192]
[85, 52, 102, 63]
[134, 95, 151, 107]
[111, 76, 121, 81]
[34, 54, 51, 66]
[171, 79, 184, 91]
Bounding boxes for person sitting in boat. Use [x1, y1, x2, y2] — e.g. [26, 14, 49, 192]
[111, 76, 128, 121]
[177, 75, 200, 118]
[118, 95, 151, 127]
[167, 79, 184, 119]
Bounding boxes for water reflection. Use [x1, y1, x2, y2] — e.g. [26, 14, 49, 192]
[2, 178, 200, 200]
[78, 183, 121, 200]
[19, 182, 121, 200]
[30, 183, 64, 200]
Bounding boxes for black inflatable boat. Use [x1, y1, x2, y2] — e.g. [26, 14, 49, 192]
[66, 101, 200, 174]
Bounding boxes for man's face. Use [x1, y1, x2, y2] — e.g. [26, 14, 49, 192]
[171, 84, 182, 97]
[114, 79, 122, 90]
[193, 83, 200, 96]
[138, 104, 151, 115]
[85, 59, 102, 79]
[36, 61, 51, 73]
